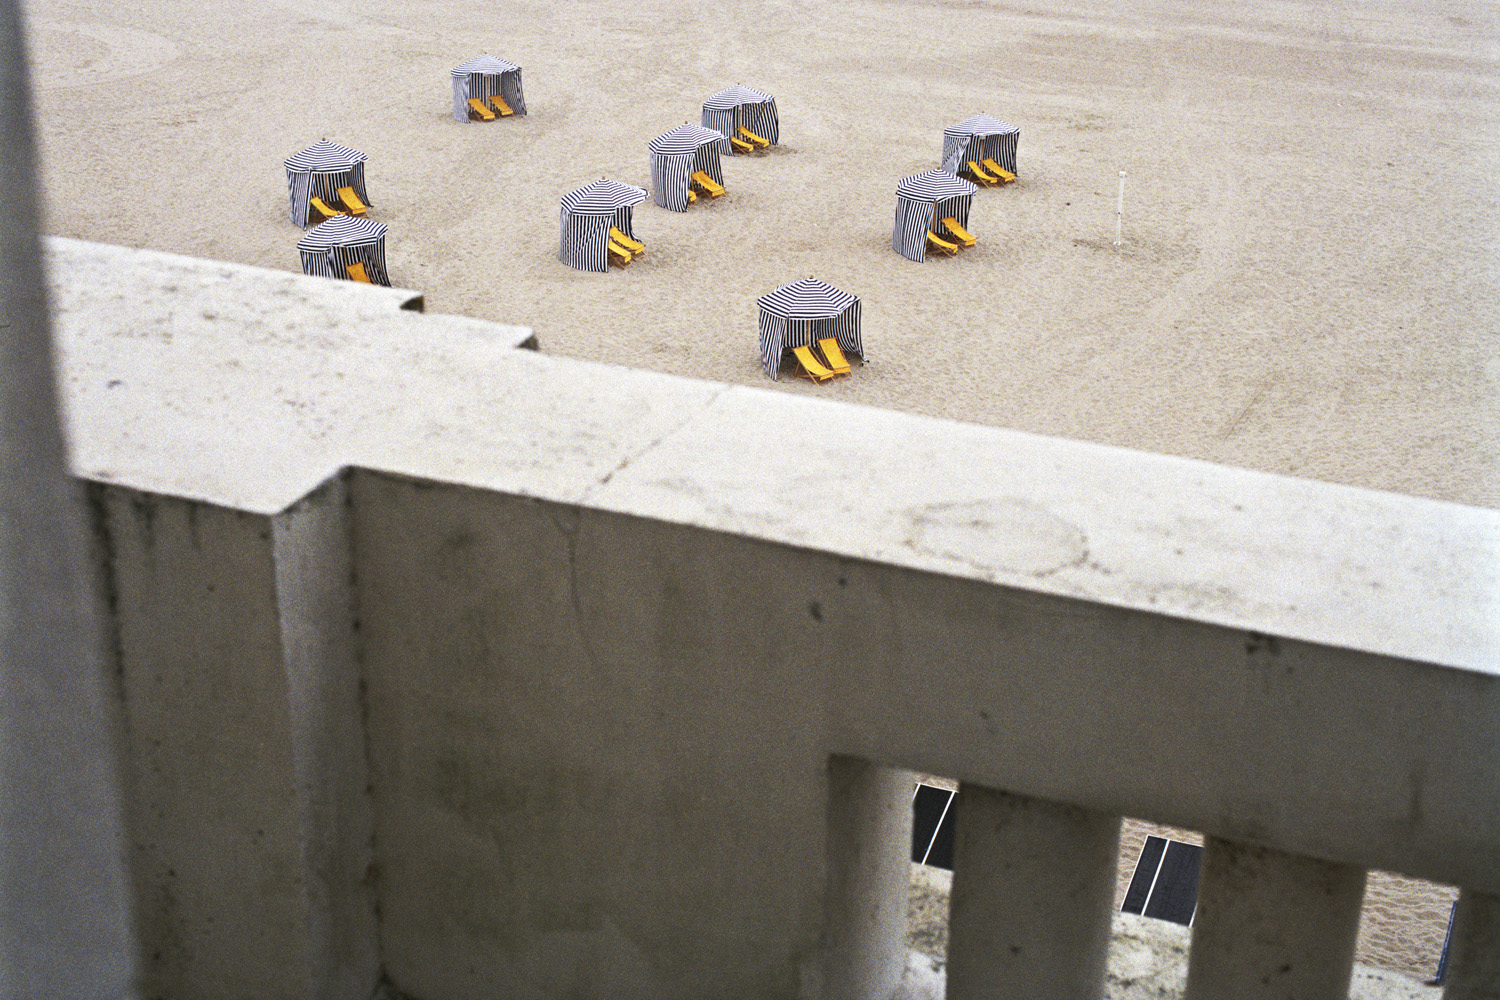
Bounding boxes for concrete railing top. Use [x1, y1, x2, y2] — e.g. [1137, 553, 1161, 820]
[48, 238, 1499, 676]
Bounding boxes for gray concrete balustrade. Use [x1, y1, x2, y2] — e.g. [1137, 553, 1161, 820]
[25, 238, 1496, 1000]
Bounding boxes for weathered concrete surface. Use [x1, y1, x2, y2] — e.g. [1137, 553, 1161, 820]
[0, 12, 134, 996]
[45, 242, 1500, 995]
[94, 481, 377, 1000]
[902, 876, 1441, 1000]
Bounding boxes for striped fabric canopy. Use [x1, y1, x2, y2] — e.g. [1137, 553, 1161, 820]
[701, 85, 779, 154]
[284, 140, 372, 228]
[450, 54, 527, 122]
[648, 124, 726, 212]
[559, 179, 648, 273]
[940, 113, 1020, 176]
[296, 216, 391, 285]
[756, 278, 864, 380]
[893, 170, 977, 262]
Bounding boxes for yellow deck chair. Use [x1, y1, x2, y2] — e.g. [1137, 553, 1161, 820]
[489, 94, 515, 116]
[337, 186, 368, 215]
[738, 126, 770, 149]
[346, 261, 373, 283]
[609, 226, 645, 258]
[981, 158, 1017, 184]
[607, 240, 633, 266]
[730, 136, 755, 155]
[817, 337, 852, 376]
[927, 231, 959, 256]
[792, 344, 838, 383]
[690, 170, 725, 198]
[467, 97, 496, 121]
[964, 160, 998, 186]
[309, 196, 344, 220]
[940, 217, 977, 248]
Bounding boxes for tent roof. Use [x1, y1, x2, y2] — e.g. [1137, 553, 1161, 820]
[703, 85, 774, 110]
[451, 54, 521, 77]
[896, 169, 977, 201]
[561, 178, 648, 214]
[648, 124, 727, 155]
[296, 215, 389, 251]
[945, 113, 1020, 137]
[757, 278, 859, 321]
[284, 140, 368, 173]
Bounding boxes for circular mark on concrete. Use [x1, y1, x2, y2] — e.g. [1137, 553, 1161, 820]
[911, 499, 1088, 577]
[29, 22, 179, 90]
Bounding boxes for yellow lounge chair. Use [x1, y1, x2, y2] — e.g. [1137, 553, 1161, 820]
[940, 217, 977, 248]
[964, 160, 998, 186]
[609, 226, 645, 258]
[309, 196, 344, 220]
[981, 158, 1017, 184]
[792, 344, 838, 383]
[346, 261, 373, 283]
[927, 231, 959, 256]
[338, 186, 368, 215]
[488, 94, 514, 117]
[729, 136, 755, 155]
[607, 240, 633, 266]
[738, 126, 770, 149]
[690, 170, 725, 198]
[817, 337, 852, 376]
[467, 97, 496, 121]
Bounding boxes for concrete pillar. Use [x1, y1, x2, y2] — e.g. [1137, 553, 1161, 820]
[944, 784, 1120, 1000]
[1184, 837, 1365, 1000]
[1444, 889, 1500, 1000]
[822, 756, 912, 1000]
[0, 0, 137, 995]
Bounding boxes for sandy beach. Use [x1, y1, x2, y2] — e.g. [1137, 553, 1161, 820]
[22, 0, 1495, 980]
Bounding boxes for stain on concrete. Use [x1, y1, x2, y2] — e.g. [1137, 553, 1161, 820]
[908, 499, 1088, 577]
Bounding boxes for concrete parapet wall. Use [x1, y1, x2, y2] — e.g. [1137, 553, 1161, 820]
[49, 241, 1500, 997]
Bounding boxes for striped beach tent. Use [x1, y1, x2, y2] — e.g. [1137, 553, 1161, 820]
[297, 216, 391, 285]
[940, 113, 1020, 176]
[559, 178, 647, 272]
[757, 278, 864, 380]
[893, 170, 977, 262]
[648, 124, 726, 212]
[450, 54, 527, 122]
[284, 140, 371, 228]
[701, 85, 779, 154]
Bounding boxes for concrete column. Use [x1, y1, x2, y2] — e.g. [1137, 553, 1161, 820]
[821, 756, 912, 1000]
[945, 784, 1120, 1000]
[1184, 837, 1365, 1000]
[0, 0, 137, 995]
[1444, 889, 1500, 999]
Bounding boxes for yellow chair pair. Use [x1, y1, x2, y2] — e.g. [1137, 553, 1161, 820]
[690, 170, 725, 198]
[792, 338, 853, 383]
[608, 226, 645, 266]
[310, 187, 366, 222]
[965, 158, 1017, 186]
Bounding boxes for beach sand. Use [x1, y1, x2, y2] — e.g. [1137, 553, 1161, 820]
[22, 0, 1495, 979]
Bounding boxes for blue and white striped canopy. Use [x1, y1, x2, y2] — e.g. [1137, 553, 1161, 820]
[561, 178, 647, 215]
[945, 113, 1019, 139]
[702, 85, 773, 111]
[296, 215, 388, 252]
[701, 85, 780, 153]
[284, 140, 367, 173]
[941, 114, 1020, 175]
[758, 277, 857, 320]
[648, 123, 727, 155]
[450, 54, 520, 78]
[896, 169, 977, 202]
[756, 278, 864, 379]
[296, 216, 391, 285]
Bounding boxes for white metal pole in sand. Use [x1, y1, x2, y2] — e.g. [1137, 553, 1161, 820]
[1114, 171, 1126, 246]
